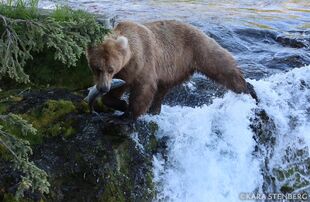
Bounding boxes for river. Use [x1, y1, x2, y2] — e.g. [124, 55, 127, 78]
[40, 1, 310, 201]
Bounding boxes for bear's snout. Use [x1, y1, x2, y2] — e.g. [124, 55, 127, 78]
[96, 84, 110, 93]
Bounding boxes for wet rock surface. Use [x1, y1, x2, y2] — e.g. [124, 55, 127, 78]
[0, 89, 158, 201]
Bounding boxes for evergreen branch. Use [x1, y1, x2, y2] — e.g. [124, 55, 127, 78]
[0, 114, 49, 198]
[0, 131, 20, 160]
[0, 6, 109, 83]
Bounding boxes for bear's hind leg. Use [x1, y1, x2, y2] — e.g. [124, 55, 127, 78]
[195, 53, 248, 94]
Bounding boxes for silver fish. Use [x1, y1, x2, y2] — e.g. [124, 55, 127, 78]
[84, 79, 126, 113]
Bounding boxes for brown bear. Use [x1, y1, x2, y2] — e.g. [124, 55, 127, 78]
[86, 20, 256, 124]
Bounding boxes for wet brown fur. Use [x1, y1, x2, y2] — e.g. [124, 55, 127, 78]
[87, 20, 249, 120]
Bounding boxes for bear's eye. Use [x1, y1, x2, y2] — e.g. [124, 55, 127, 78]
[107, 66, 114, 74]
[91, 65, 101, 71]
[94, 68, 102, 74]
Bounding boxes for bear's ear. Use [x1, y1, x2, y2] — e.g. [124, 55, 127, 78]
[116, 36, 128, 50]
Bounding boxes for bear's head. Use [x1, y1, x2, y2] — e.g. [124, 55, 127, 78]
[86, 36, 130, 93]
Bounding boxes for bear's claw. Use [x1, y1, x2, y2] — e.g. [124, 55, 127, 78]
[246, 82, 259, 103]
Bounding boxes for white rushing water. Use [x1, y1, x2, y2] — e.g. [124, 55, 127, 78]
[145, 65, 310, 202]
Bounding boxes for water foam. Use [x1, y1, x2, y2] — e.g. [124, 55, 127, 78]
[146, 65, 310, 201]
[145, 93, 260, 201]
[251, 66, 310, 193]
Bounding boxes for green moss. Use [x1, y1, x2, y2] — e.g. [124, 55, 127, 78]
[63, 126, 76, 138]
[0, 103, 8, 114]
[103, 125, 130, 141]
[273, 164, 310, 193]
[2, 193, 35, 202]
[273, 169, 285, 181]
[100, 173, 126, 202]
[2, 193, 19, 202]
[110, 125, 156, 200]
[294, 173, 310, 189]
[10, 96, 23, 102]
[148, 121, 159, 134]
[46, 118, 76, 138]
[285, 167, 295, 177]
[114, 140, 131, 175]
[20, 99, 77, 143]
[26, 99, 75, 128]
[74, 100, 90, 114]
[0, 89, 21, 99]
[44, 119, 76, 138]
[147, 135, 157, 153]
[0, 90, 25, 114]
[145, 171, 155, 199]
[280, 184, 294, 193]
[143, 121, 159, 153]
[0, 92, 82, 145]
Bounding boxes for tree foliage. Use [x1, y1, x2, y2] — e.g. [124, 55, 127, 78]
[0, 0, 109, 83]
[0, 0, 110, 199]
[0, 113, 50, 198]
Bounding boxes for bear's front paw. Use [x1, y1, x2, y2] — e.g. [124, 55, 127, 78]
[148, 105, 162, 115]
[246, 82, 259, 103]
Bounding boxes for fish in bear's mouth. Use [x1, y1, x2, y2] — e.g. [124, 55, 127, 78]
[84, 79, 126, 114]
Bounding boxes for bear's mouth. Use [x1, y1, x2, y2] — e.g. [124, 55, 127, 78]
[84, 79, 126, 113]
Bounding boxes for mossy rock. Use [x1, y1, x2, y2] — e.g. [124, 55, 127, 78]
[1, 89, 89, 144]
[273, 156, 310, 193]
[20, 99, 78, 143]
[99, 172, 127, 202]
[2, 193, 35, 202]
[280, 184, 294, 193]
[28, 100, 76, 127]
[0, 90, 26, 114]
[0, 98, 78, 145]
[0, 88, 159, 201]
